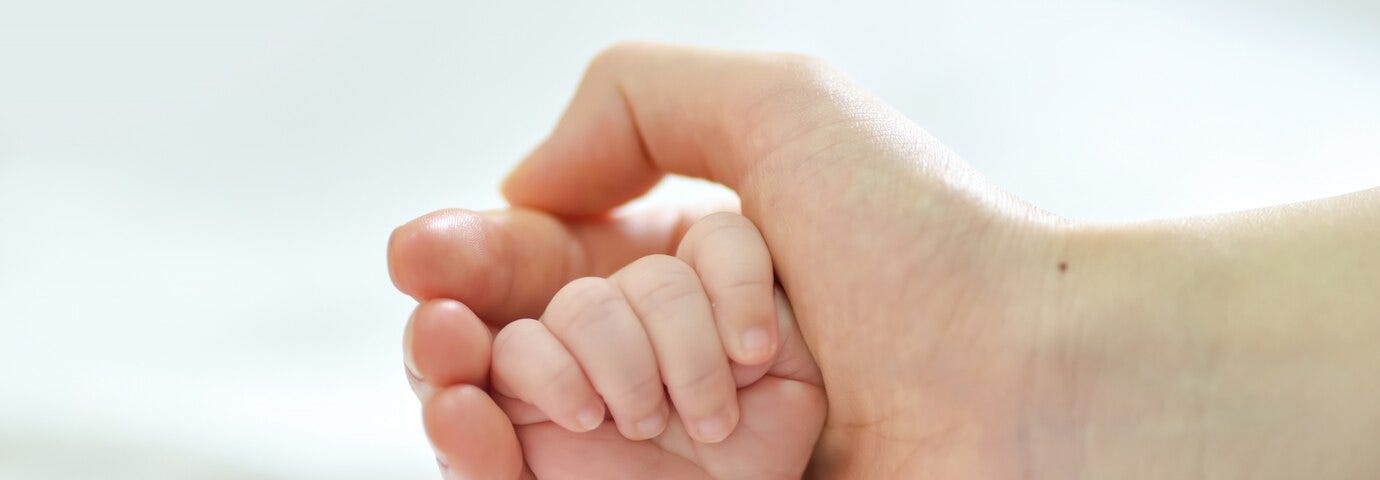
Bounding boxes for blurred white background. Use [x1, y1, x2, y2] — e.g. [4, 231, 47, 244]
[1, 0, 1377, 478]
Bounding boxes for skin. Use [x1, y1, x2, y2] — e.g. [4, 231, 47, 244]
[410, 212, 826, 479]
[390, 43, 1380, 479]
[490, 212, 809, 445]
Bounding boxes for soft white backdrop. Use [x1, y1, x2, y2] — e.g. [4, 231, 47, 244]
[1, 1, 1377, 478]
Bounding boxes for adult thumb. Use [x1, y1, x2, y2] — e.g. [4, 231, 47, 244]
[501, 42, 923, 217]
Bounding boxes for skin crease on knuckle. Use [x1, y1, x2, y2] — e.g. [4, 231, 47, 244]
[609, 255, 740, 433]
[493, 322, 559, 399]
[543, 276, 670, 437]
[494, 319, 607, 435]
[678, 214, 777, 366]
[619, 255, 704, 318]
[545, 277, 628, 339]
[681, 214, 772, 298]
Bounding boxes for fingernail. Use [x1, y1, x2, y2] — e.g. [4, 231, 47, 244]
[411, 379, 435, 402]
[576, 403, 604, 431]
[404, 323, 423, 381]
[436, 455, 459, 480]
[635, 414, 665, 438]
[741, 327, 771, 359]
[696, 414, 731, 443]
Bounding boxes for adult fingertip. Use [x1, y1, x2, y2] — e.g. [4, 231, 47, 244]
[424, 385, 523, 480]
[386, 223, 415, 299]
[387, 209, 509, 310]
[498, 150, 533, 206]
[412, 299, 492, 388]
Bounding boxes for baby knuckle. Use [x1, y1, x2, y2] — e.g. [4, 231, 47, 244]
[601, 373, 664, 408]
[627, 255, 697, 283]
[719, 275, 774, 296]
[547, 277, 626, 336]
[490, 319, 540, 367]
[537, 360, 585, 400]
[618, 255, 711, 322]
[667, 366, 729, 400]
[689, 212, 756, 243]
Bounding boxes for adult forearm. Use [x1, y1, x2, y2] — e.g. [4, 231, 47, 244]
[1058, 187, 1380, 478]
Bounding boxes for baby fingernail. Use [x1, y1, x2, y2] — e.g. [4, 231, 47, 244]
[741, 327, 771, 358]
[576, 403, 604, 431]
[696, 414, 731, 443]
[636, 415, 665, 438]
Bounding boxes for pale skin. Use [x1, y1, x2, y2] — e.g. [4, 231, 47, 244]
[493, 211, 824, 478]
[389, 43, 1380, 479]
[404, 211, 825, 479]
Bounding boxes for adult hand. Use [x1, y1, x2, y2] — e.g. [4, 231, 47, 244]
[390, 43, 1380, 478]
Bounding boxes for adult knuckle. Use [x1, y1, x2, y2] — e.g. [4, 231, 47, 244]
[772, 52, 832, 78]
[586, 42, 655, 77]
[757, 52, 839, 97]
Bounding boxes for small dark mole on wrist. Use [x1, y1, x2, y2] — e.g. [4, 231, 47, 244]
[1057, 261, 1068, 273]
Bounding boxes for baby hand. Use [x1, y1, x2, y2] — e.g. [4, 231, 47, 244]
[488, 212, 788, 444]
